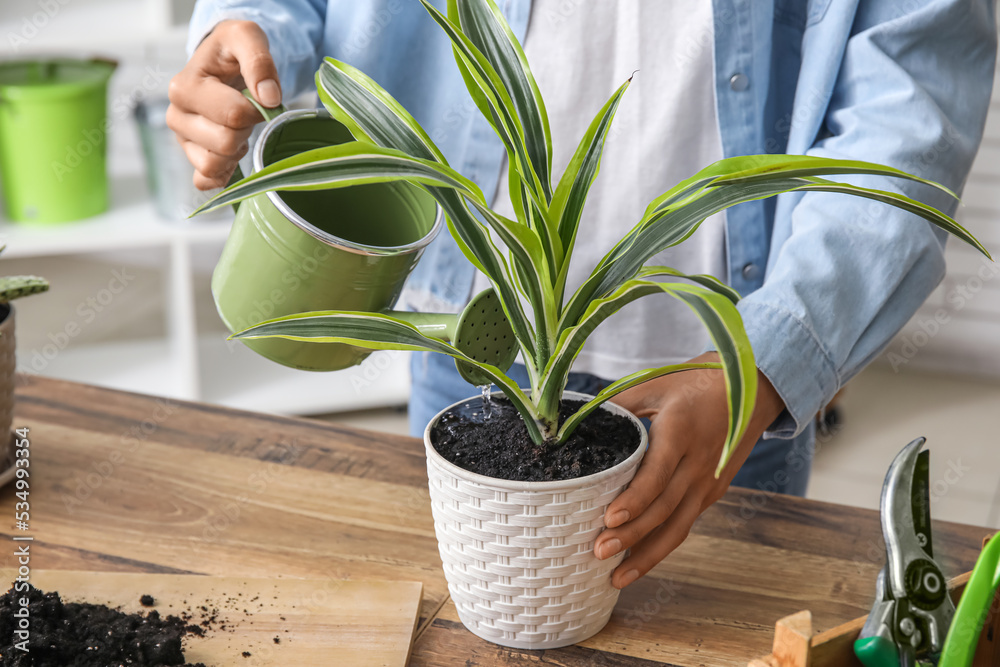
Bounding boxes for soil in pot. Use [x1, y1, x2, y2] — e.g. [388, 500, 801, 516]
[431, 396, 640, 482]
[0, 583, 207, 666]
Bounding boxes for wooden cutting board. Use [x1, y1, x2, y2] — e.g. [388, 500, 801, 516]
[2, 570, 423, 667]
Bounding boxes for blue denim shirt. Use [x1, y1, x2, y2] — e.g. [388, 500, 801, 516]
[189, 0, 997, 437]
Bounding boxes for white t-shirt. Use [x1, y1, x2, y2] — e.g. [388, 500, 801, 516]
[474, 0, 727, 379]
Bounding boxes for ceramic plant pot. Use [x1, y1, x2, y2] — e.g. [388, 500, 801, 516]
[423, 390, 647, 649]
[212, 108, 442, 371]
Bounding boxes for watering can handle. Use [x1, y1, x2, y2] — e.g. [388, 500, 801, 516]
[938, 531, 1000, 667]
[224, 90, 287, 211]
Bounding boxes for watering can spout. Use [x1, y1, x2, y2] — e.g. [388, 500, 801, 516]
[389, 289, 519, 385]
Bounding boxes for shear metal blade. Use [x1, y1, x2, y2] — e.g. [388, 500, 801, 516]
[911, 449, 933, 559]
[882, 438, 933, 595]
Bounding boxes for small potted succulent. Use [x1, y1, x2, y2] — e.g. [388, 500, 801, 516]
[0, 247, 49, 481]
[196, 0, 990, 649]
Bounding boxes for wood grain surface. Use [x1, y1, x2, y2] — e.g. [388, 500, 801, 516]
[1, 374, 992, 666]
[0, 569, 423, 666]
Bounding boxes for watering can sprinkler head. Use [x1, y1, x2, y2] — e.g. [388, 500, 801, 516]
[391, 289, 519, 386]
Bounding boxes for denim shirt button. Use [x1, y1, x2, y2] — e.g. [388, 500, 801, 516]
[729, 73, 750, 92]
[742, 262, 761, 281]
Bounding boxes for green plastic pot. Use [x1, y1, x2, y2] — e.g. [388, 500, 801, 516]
[212, 108, 443, 371]
[0, 59, 116, 224]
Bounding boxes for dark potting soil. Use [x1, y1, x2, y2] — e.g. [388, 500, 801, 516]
[430, 396, 640, 482]
[0, 584, 206, 667]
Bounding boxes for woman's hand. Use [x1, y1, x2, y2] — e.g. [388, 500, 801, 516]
[167, 20, 282, 190]
[595, 352, 786, 588]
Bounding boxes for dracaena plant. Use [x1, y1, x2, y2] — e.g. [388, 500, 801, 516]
[196, 0, 989, 475]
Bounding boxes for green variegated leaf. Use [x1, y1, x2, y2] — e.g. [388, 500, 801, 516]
[233, 310, 544, 442]
[430, 189, 539, 369]
[545, 280, 756, 473]
[550, 77, 631, 298]
[313, 60, 551, 339]
[672, 286, 757, 476]
[451, 0, 553, 200]
[420, 0, 547, 211]
[316, 59, 446, 163]
[193, 142, 484, 214]
[636, 266, 741, 304]
[642, 154, 959, 221]
[510, 172, 561, 278]
[470, 202, 555, 353]
[556, 362, 722, 441]
[796, 177, 989, 258]
[563, 168, 988, 334]
[562, 177, 812, 332]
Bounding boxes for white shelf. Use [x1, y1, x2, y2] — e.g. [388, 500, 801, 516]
[0, 190, 232, 258]
[199, 338, 411, 415]
[16, 337, 186, 400]
[15, 335, 411, 415]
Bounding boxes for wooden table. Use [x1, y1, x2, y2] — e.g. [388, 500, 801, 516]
[1, 375, 992, 666]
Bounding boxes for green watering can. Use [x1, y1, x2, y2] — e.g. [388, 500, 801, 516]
[212, 93, 518, 384]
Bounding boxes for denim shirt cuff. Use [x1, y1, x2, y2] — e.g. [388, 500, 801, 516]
[738, 298, 840, 439]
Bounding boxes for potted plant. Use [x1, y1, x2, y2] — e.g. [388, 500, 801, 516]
[196, 0, 990, 649]
[0, 247, 49, 483]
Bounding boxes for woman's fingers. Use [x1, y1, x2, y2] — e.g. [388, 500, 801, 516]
[167, 105, 252, 158]
[595, 453, 691, 560]
[179, 140, 237, 190]
[610, 494, 702, 589]
[167, 20, 280, 190]
[168, 73, 262, 130]
[211, 20, 282, 108]
[602, 422, 682, 531]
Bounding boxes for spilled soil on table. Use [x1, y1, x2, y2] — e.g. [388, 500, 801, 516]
[0, 584, 206, 667]
[430, 396, 641, 482]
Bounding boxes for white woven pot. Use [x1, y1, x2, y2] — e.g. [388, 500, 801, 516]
[423, 390, 647, 649]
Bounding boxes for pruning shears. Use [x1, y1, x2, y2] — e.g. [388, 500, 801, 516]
[855, 437, 955, 667]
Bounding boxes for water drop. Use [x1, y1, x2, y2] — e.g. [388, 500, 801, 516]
[479, 384, 493, 419]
